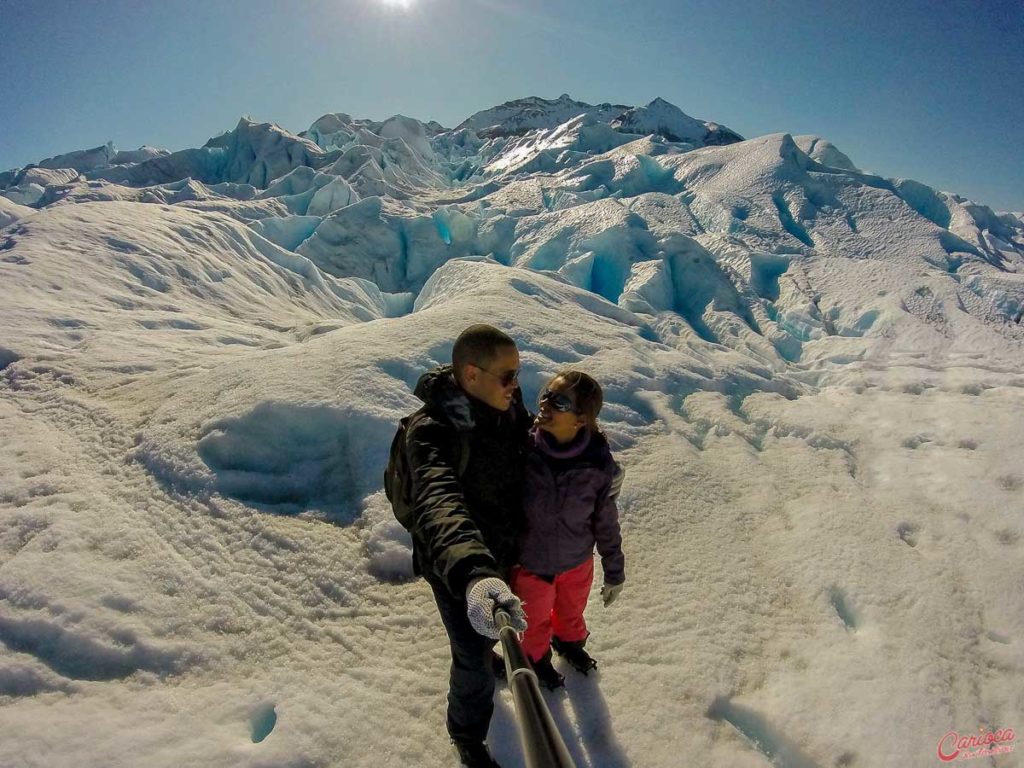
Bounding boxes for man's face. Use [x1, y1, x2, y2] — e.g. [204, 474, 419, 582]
[462, 345, 521, 411]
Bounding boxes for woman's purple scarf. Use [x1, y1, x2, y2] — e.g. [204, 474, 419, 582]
[531, 425, 592, 459]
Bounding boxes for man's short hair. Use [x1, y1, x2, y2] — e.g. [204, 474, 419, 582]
[452, 324, 516, 385]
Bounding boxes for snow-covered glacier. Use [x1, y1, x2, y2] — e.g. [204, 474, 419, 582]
[1, 95, 1022, 768]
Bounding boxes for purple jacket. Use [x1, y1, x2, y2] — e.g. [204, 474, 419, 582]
[518, 426, 625, 585]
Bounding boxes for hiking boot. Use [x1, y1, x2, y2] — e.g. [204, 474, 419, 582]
[552, 636, 598, 675]
[530, 649, 565, 691]
[491, 651, 507, 683]
[454, 740, 502, 768]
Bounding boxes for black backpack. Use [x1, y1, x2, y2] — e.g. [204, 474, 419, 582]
[384, 408, 471, 531]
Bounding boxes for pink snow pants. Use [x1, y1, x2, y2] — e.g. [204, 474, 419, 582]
[511, 557, 594, 663]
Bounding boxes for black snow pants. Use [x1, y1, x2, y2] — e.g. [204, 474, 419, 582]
[427, 575, 498, 745]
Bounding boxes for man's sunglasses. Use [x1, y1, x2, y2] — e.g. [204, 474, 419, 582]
[539, 389, 577, 413]
[477, 366, 519, 387]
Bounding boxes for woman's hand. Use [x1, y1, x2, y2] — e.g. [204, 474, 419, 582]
[601, 581, 623, 607]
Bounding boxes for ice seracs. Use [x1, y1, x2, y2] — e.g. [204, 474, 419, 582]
[2, 94, 1022, 361]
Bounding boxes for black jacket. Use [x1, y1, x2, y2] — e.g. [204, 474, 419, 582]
[406, 365, 532, 597]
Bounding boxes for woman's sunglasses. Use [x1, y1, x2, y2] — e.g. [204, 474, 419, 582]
[540, 389, 577, 413]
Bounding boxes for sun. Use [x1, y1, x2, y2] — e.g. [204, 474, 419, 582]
[378, 0, 414, 8]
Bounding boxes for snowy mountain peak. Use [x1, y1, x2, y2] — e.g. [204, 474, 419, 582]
[452, 94, 744, 150]
[454, 94, 630, 139]
[612, 97, 744, 146]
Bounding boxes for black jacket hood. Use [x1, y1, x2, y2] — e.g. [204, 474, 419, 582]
[413, 364, 526, 432]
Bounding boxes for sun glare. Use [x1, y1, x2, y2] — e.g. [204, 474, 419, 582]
[378, 0, 414, 8]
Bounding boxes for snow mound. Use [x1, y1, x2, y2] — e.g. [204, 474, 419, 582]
[794, 135, 859, 171]
[2, 183, 46, 207]
[0, 201, 392, 385]
[0, 196, 35, 227]
[36, 141, 117, 173]
[378, 115, 436, 160]
[195, 401, 390, 517]
[32, 177, 285, 223]
[16, 167, 82, 188]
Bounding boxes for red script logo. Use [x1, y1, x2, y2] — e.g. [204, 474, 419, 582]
[937, 726, 1016, 762]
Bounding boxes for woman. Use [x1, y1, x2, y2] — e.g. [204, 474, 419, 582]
[510, 370, 625, 689]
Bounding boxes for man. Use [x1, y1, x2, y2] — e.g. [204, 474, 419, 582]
[405, 324, 531, 768]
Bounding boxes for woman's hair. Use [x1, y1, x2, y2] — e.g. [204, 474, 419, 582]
[548, 370, 603, 430]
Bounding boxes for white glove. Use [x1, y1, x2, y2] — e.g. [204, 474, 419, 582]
[465, 577, 527, 639]
[601, 582, 623, 607]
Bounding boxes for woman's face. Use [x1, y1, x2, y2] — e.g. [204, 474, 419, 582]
[535, 376, 587, 443]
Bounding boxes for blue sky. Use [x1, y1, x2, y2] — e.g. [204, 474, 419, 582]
[2, 0, 1021, 210]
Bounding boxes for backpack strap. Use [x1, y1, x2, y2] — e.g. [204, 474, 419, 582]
[416, 405, 472, 480]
